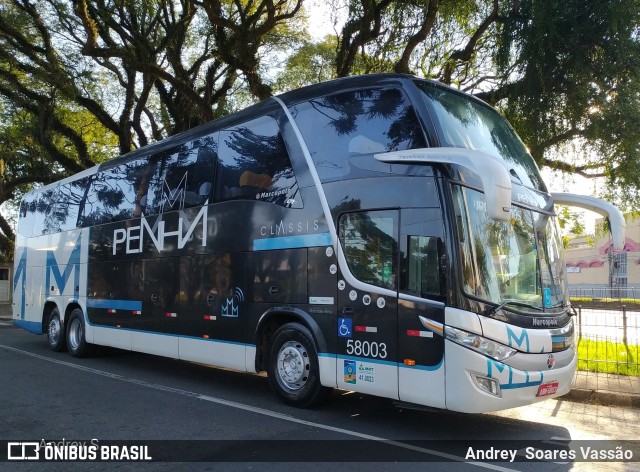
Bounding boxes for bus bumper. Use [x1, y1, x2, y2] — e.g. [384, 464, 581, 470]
[444, 341, 576, 413]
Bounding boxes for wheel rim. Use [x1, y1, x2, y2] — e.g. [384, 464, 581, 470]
[68, 318, 83, 352]
[48, 316, 61, 346]
[276, 340, 310, 391]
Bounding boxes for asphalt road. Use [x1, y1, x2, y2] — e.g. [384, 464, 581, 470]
[0, 322, 638, 472]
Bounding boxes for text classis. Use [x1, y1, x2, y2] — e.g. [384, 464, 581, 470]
[260, 219, 319, 236]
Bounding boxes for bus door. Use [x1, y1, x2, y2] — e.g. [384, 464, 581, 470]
[397, 208, 446, 408]
[336, 210, 399, 400]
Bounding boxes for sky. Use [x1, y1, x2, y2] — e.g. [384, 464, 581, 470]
[306, 1, 345, 40]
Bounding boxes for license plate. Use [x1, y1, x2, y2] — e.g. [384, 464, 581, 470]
[536, 381, 559, 397]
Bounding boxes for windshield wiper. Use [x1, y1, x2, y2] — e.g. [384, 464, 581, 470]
[483, 300, 543, 316]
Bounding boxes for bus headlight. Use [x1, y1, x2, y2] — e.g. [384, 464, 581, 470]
[444, 326, 517, 362]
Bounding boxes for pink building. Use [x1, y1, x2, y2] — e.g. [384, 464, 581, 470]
[565, 215, 640, 297]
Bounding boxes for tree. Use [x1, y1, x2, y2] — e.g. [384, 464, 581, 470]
[0, 0, 303, 261]
[328, 1, 640, 207]
[0, 0, 639, 263]
[273, 36, 337, 92]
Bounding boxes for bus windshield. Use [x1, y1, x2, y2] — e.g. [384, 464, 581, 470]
[453, 185, 568, 313]
[415, 80, 546, 193]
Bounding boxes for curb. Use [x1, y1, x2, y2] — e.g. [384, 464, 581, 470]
[563, 388, 640, 408]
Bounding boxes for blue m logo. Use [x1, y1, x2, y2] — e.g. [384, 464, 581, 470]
[506, 326, 530, 352]
[45, 234, 82, 298]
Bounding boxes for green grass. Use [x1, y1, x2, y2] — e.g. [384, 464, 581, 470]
[571, 297, 640, 307]
[576, 338, 639, 376]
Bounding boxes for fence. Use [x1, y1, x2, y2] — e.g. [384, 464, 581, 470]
[570, 287, 640, 301]
[573, 305, 640, 396]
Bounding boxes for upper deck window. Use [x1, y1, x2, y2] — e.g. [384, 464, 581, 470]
[145, 137, 216, 215]
[20, 179, 88, 236]
[415, 81, 545, 192]
[82, 160, 149, 226]
[82, 136, 217, 226]
[24, 139, 214, 233]
[215, 115, 301, 208]
[289, 88, 426, 182]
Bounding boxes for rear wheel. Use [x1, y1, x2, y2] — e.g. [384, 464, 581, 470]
[66, 308, 94, 358]
[267, 322, 329, 407]
[47, 308, 66, 352]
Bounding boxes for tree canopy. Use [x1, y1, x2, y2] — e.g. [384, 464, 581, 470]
[1, 0, 639, 262]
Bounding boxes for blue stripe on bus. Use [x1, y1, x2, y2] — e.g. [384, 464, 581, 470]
[86, 299, 143, 311]
[551, 336, 566, 343]
[253, 232, 333, 251]
[13, 319, 42, 334]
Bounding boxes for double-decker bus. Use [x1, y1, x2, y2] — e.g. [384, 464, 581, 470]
[12, 74, 625, 413]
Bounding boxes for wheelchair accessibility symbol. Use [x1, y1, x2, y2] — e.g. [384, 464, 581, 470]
[338, 318, 352, 338]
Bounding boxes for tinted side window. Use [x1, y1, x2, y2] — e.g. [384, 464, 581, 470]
[82, 135, 217, 224]
[17, 194, 37, 237]
[404, 236, 443, 298]
[339, 210, 398, 290]
[399, 208, 446, 300]
[145, 136, 217, 215]
[49, 179, 89, 232]
[31, 188, 56, 236]
[290, 88, 426, 181]
[21, 178, 90, 236]
[82, 159, 151, 226]
[215, 116, 300, 208]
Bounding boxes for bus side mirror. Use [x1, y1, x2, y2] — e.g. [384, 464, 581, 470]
[551, 193, 626, 250]
[375, 148, 513, 221]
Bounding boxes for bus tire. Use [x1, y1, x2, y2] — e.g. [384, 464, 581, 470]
[66, 308, 94, 358]
[47, 308, 67, 352]
[268, 322, 329, 408]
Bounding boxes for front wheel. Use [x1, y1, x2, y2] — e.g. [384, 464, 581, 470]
[267, 322, 329, 407]
[47, 308, 67, 352]
[66, 308, 94, 358]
